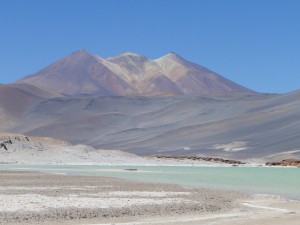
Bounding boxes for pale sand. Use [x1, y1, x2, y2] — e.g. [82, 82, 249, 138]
[0, 171, 299, 225]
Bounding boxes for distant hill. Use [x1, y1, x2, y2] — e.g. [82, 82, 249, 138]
[0, 83, 62, 129]
[14, 50, 253, 96]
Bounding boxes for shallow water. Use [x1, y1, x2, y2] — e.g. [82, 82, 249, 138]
[0, 164, 299, 200]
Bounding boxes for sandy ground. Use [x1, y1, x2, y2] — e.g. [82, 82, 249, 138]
[0, 171, 299, 225]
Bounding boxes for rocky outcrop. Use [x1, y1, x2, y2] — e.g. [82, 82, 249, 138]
[266, 159, 300, 167]
[153, 155, 246, 165]
[0, 135, 44, 152]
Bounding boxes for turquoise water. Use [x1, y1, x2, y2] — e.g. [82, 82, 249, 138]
[0, 165, 299, 200]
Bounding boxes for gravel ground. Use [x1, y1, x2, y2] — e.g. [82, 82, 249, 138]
[0, 171, 249, 225]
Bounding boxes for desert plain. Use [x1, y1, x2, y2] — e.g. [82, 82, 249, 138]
[0, 170, 299, 225]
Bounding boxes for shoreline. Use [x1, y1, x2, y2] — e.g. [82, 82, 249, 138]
[0, 170, 300, 225]
[1, 162, 299, 168]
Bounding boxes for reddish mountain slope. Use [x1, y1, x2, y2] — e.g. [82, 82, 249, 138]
[14, 50, 253, 96]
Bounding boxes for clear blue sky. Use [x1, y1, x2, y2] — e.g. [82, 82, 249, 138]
[1, 0, 300, 93]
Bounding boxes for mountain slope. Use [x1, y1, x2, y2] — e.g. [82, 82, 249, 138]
[14, 50, 253, 96]
[5, 90, 300, 162]
[15, 50, 136, 96]
[154, 53, 252, 94]
[0, 84, 62, 130]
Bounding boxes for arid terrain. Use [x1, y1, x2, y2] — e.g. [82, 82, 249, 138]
[1, 88, 300, 162]
[2, 1, 300, 224]
[0, 50, 299, 225]
[0, 171, 299, 225]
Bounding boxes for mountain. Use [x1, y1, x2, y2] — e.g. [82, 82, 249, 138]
[4, 90, 300, 162]
[5, 50, 300, 162]
[14, 50, 253, 96]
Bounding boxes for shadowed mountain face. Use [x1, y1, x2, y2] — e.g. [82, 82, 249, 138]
[14, 50, 253, 96]
[0, 84, 63, 129]
[3, 90, 300, 162]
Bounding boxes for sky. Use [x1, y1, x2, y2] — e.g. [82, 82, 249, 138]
[0, 0, 300, 93]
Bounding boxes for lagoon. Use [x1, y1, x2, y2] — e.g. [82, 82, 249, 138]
[0, 164, 299, 200]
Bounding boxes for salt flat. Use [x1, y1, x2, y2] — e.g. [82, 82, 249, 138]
[0, 171, 299, 225]
[0, 171, 246, 225]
